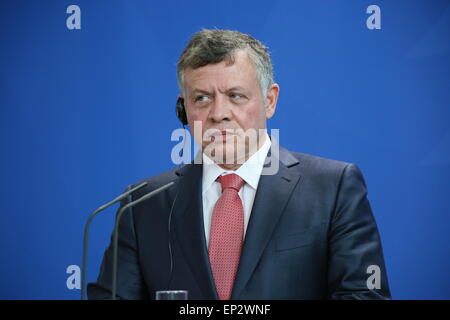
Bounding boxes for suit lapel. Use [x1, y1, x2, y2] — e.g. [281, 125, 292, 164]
[231, 145, 302, 299]
[172, 163, 219, 299]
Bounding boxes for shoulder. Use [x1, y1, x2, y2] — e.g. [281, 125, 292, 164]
[289, 150, 351, 174]
[130, 166, 181, 187]
[124, 165, 186, 199]
[283, 148, 365, 188]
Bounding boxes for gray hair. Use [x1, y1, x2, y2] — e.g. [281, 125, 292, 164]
[177, 29, 274, 97]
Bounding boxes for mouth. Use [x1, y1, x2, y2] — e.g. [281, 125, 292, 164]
[212, 130, 229, 137]
[207, 129, 236, 140]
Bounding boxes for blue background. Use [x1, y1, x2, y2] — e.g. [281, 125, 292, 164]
[1, 0, 449, 299]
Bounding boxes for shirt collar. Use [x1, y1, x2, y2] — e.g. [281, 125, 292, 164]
[202, 131, 271, 194]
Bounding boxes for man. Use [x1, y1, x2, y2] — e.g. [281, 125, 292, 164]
[88, 29, 391, 300]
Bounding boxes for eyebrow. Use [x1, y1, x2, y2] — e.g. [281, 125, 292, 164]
[190, 86, 247, 96]
[223, 86, 247, 94]
[190, 89, 211, 96]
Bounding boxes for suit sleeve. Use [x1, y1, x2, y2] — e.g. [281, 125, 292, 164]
[327, 163, 391, 300]
[87, 187, 149, 300]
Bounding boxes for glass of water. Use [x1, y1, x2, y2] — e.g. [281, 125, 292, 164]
[155, 290, 188, 300]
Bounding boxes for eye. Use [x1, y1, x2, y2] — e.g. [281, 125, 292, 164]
[229, 93, 242, 99]
[195, 95, 210, 102]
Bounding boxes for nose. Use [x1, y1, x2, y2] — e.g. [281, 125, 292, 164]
[208, 95, 232, 123]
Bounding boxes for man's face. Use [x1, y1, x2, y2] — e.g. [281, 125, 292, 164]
[182, 50, 279, 169]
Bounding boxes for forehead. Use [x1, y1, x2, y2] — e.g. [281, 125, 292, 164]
[183, 50, 258, 91]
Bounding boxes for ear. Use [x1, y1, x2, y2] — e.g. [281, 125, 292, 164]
[264, 83, 280, 119]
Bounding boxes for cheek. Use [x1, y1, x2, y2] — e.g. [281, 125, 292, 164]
[187, 108, 207, 127]
[238, 106, 265, 130]
[186, 110, 205, 143]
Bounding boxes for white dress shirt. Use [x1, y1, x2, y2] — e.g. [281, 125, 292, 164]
[202, 131, 271, 247]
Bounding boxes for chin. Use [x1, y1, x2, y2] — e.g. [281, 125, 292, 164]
[203, 141, 244, 166]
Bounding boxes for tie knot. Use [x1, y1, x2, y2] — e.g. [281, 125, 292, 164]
[217, 173, 245, 192]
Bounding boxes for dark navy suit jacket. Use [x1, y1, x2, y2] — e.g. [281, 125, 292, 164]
[88, 144, 391, 299]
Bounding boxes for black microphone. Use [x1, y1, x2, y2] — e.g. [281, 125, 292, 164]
[111, 181, 175, 300]
[81, 181, 148, 300]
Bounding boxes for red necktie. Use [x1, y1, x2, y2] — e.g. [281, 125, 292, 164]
[208, 173, 245, 300]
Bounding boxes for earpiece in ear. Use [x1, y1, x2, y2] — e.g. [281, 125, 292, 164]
[175, 97, 188, 126]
